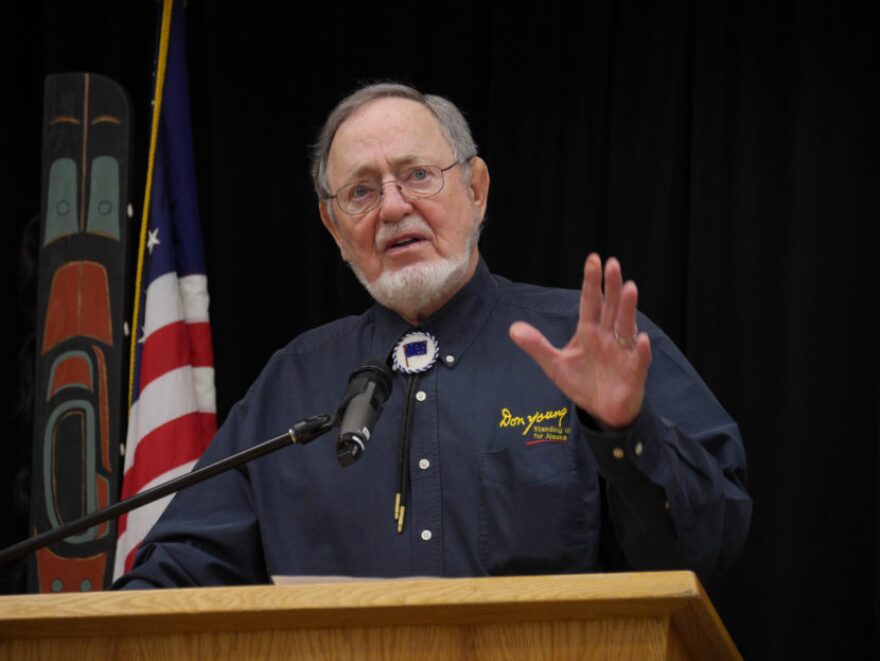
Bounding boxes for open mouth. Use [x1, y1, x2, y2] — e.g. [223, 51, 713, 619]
[385, 235, 426, 252]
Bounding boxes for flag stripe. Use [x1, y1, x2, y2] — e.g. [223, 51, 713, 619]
[120, 411, 214, 500]
[190, 364, 217, 414]
[178, 274, 210, 322]
[114, 460, 197, 577]
[186, 322, 214, 368]
[142, 272, 210, 337]
[141, 273, 208, 332]
[142, 272, 184, 337]
[117, 461, 195, 538]
[123, 366, 215, 473]
[138, 320, 214, 388]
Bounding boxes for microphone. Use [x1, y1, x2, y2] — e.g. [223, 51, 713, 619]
[335, 359, 393, 466]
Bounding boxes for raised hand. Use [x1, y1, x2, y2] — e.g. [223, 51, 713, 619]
[509, 254, 652, 430]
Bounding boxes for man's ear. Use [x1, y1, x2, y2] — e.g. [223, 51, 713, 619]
[319, 200, 348, 260]
[467, 157, 490, 223]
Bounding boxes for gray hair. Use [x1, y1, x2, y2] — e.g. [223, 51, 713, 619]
[310, 82, 478, 199]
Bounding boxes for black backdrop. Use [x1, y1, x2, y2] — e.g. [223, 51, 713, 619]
[1, 1, 877, 657]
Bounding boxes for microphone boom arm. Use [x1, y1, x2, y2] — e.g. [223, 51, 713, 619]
[0, 414, 334, 569]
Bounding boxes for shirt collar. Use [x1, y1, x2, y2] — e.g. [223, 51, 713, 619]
[369, 257, 499, 369]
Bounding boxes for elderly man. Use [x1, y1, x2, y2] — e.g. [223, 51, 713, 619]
[115, 83, 750, 589]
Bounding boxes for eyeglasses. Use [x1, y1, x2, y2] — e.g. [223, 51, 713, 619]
[328, 160, 463, 215]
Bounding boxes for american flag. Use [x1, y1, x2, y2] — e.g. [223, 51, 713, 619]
[113, 0, 216, 579]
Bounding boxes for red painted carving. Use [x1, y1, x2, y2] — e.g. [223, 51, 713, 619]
[34, 542, 107, 593]
[42, 261, 113, 353]
[92, 345, 112, 472]
[49, 354, 92, 396]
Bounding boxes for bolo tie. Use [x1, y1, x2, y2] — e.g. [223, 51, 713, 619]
[390, 330, 439, 534]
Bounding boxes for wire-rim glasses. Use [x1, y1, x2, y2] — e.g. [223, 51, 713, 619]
[328, 160, 463, 215]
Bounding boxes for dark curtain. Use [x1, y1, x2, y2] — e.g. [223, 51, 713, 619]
[1, 2, 876, 657]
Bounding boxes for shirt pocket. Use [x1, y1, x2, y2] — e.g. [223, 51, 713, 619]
[478, 441, 600, 575]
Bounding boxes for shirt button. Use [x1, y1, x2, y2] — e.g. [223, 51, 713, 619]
[612, 447, 625, 460]
[634, 442, 644, 456]
[420, 529, 432, 541]
[415, 391, 427, 402]
[418, 458, 430, 470]
[444, 354, 455, 365]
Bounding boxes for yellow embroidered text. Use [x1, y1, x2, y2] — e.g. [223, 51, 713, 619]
[499, 407, 568, 436]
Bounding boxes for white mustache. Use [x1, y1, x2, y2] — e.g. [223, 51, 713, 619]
[374, 215, 434, 250]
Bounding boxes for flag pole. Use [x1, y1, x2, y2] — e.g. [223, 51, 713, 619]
[127, 0, 174, 410]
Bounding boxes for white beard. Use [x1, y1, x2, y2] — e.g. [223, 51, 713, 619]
[350, 214, 479, 322]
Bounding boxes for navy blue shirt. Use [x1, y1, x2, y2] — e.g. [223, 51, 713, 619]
[116, 260, 750, 589]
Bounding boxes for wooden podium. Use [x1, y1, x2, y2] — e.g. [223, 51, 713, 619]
[0, 571, 740, 659]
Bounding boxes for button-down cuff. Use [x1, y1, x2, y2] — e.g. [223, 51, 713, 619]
[577, 398, 666, 486]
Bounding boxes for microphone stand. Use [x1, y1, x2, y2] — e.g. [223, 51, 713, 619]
[0, 414, 334, 568]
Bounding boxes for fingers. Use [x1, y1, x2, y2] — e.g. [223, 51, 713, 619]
[579, 253, 603, 329]
[590, 257, 639, 344]
[614, 281, 639, 342]
[635, 332, 652, 366]
[509, 321, 560, 378]
[520, 254, 641, 358]
[598, 257, 622, 331]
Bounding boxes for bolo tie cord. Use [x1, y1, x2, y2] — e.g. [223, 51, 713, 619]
[394, 374, 419, 533]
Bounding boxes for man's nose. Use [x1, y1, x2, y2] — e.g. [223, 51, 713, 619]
[378, 180, 414, 222]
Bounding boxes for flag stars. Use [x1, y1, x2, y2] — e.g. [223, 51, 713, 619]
[147, 228, 161, 254]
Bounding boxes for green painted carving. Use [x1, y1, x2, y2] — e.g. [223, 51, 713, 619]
[86, 156, 120, 239]
[45, 157, 78, 245]
[43, 401, 98, 543]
